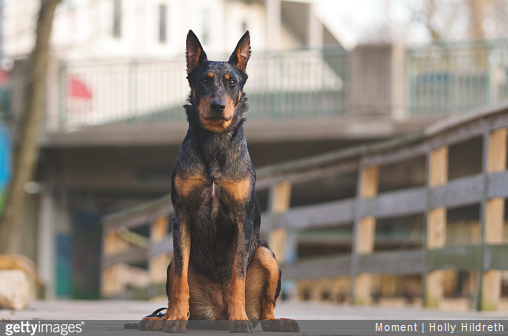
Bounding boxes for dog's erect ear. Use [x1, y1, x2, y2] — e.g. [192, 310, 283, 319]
[228, 31, 250, 77]
[186, 30, 208, 74]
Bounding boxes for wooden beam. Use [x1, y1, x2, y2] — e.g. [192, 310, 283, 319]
[487, 128, 507, 172]
[430, 174, 484, 209]
[149, 236, 173, 257]
[256, 160, 358, 191]
[150, 215, 169, 242]
[268, 181, 292, 263]
[149, 254, 171, 287]
[354, 274, 371, 305]
[380, 275, 397, 297]
[103, 230, 128, 257]
[101, 246, 146, 268]
[428, 147, 448, 188]
[360, 166, 379, 198]
[485, 199, 504, 244]
[361, 187, 426, 219]
[481, 128, 507, 310]
[487, 171, 508, 198]
[425, 146, 448, 308]
[101, 263, 128, 298]
[275, 198, 355, 230]
[282, 250, 425, 281]
[101, 229, 129, 297]
[427, 208, 446, 249]
[149, 216, 172, 296]
[426, 245, 481, 271]
[484, 244, 508, 270]
[362, 142, 427, 167]
[357, 250, 424, 275]
[352, 165, 379, 306]
[103, 195, 172, 230]
[357, 217, 376, 255]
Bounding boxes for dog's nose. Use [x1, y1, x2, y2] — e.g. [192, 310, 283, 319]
[210, 99, 226, 112]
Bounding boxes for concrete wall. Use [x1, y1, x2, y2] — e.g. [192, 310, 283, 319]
[350, 43, 406, 119]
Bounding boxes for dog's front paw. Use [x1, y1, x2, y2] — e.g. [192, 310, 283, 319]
[163, 320, 188, 333]
[229, 320, 253, 333]
[261, 318, 300, 332]
[138, 317, 165, 331]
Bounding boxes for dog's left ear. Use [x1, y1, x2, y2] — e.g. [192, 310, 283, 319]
[187, 30, 208, 74]
[228, 31, 250, 78]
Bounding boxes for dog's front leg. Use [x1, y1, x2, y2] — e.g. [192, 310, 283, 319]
[229, 218, 253, 333]
[164, 215, 191, 333]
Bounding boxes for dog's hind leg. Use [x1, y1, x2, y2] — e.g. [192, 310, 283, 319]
[245, 246, 300, 332]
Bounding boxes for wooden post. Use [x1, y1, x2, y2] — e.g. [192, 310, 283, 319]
[380, 275, 397, 297]
[481, 128, 506, 310]
[149, 215, 172, 300]
[353, 165, 379, 306]
[101, 228, 128, 298]
[425, 146, 448, 308]
[268, 181, 292, 263]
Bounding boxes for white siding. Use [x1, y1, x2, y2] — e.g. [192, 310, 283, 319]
[2, 0, 330, 59]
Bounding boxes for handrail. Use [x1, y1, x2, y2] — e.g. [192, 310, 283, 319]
[101, 98, 508, 311]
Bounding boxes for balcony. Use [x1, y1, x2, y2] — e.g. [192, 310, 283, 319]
[5, 40, 508, 146]
[56, 48, 349, 127]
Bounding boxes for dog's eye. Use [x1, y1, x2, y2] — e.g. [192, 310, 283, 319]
[201, 77, 209, 84]
[228, 79, 236, 86]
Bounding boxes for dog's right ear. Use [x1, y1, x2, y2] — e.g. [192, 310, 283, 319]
[186, 30, 208, 74]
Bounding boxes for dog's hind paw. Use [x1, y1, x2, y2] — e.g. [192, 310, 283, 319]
[261, 318, 300, 332]
[229, 320, 253, 333]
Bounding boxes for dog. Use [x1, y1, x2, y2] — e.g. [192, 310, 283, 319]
[138, 31, 299, 333]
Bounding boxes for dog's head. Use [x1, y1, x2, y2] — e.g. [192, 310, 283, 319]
[185, 30, 250, 133]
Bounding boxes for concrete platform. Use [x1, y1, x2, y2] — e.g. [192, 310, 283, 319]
[1, 301, 508, 336]
[1, 300, 507, 320]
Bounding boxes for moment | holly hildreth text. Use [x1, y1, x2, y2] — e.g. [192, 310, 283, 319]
[375, 322, 505, 333]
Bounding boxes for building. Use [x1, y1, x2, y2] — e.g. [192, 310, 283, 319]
[4, 0, 508, 302]
[3, 0, 343, 60]
[3, 0, 350, 299]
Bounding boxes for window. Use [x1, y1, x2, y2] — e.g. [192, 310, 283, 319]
[113, 0, 122, 38]
[158, 4, 167, 43]
[63, 0, 76, 11]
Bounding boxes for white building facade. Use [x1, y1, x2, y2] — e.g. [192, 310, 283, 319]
[3, 0, 341, 60]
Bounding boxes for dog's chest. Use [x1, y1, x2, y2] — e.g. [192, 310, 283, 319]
[175, 175, 251, 211]
[180, 176, 249, 197]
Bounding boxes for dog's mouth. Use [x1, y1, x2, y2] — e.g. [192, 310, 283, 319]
[202, 115, 232, 122]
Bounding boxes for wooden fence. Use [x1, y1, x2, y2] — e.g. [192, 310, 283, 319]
[101, 102, 508, 310]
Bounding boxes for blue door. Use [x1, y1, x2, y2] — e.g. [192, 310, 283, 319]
[0, 125, 11, 213]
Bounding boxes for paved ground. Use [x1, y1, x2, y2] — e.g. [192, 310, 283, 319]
[1, 301, 507, 336]
[1, 299, 507, 320]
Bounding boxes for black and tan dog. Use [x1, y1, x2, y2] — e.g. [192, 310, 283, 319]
[139, 31, 299, 333]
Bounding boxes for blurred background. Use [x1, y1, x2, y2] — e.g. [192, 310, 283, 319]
[1, 0, 508, 313]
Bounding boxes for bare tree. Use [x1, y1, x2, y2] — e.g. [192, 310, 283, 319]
[468, 0, 489, 39]
[410, 0, 508, 42]
[419, 0, 443, 42]
[0, 0, 61, 254]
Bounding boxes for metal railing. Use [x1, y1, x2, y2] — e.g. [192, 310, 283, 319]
[407, 39, 508, 116]
[59, 48, 349, 127]
[54, 39, 508, 129]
